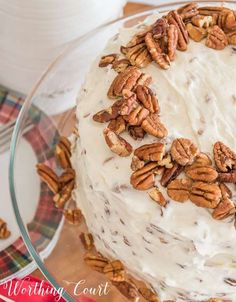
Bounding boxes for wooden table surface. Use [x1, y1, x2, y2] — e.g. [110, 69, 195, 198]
[31, 2, 153, 301]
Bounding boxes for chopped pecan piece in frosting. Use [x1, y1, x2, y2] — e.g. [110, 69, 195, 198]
[134, 142, 165, 162]
[190, 181, 222, 208]
[149, 187, 167, 206]
[136, 85, 160, 113]
[206, 25, 228, 50]
[213, 141, 236, 172]
[130, 162, 159, 190]
[138, 287, 161, 302]
[212, 197, 236, 220]
[185, 165, 218, 182]
[145, 32, 171, 70]
[160, 162, 184, 187]
[103, 260, 125, 282]
[167, 178, 192, 202]
[177, 2, 199, 20]
[37, 163, 60, 194]
[103, 128, 133, 157]
[0, 218, 11, 240]
[141, 113, 168, 138]
[167, 10, 189, 51]
[171, 138, 199, 166]
[107, 66, 142, 99]
[99, 53, 118, 67]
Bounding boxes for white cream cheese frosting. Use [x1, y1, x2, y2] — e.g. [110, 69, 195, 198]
[73, 11, 236, 302]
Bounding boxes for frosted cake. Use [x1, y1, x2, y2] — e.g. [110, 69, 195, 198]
[72, 3, 236, 301]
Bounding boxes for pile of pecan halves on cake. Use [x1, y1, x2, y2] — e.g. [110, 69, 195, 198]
[93, 2, 236, 229]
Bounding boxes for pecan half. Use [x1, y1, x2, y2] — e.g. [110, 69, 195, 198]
[219, 183, 232, 199]
[0, 218, 11, 239]
[134, 142, 165, 162]
[139, 287, 161, 302]
[136, 85, 160, 113]
[126, 44, 152, 68]
[120, 90, 138, 115]
[218, 171, 236, 183]
[206, 25, 228, 50]
[53, 180, 75, 208]
[212, 197, 236, 220]
[84, 253, 109, 272]
[218, 9, 236, 32]
[186, 23, 207, 42]
[177, 2, 199, 20]
[93, 99, 124, 123]
[130, 162, 158, 190]
[185, 165, 218, 182]
[112, 59, 131, 73]
[171, 138, 199, 166]
[113, 280, 139, 302]
[227, 31, 236, 45]
[99, 53, 118, 67]
[167, 10, 189, 51]
[80, 233, 94, 250]
[190, 182, 222, 208]
[55, 136, 72, 169]
[64, 208, 82, 225]
[124, 105, 150, 126]
[128, 125, 146, 140]
[131, 155, 145, 171]
[37, 163, 59, 194]
[108, 116, 126, 134]
[136, 73, 153, 87]
[145, 33, 171, 70]
[103, 260, 125, 282]
[149, 187, 167, 206]
[103, 128, 133, 157]
[167, 24, 178, 61]
[213, 141, 236, 172]
[152, 18, 168, 39]
[59, 168, 75, 186]
[191, 15, 213, 28]
[107, 66, 142, 99]
[167, 179, 192, 202]
[141, 113, 168, 138]
[194, 152, 212, 166]
[160, 162, 184, 187]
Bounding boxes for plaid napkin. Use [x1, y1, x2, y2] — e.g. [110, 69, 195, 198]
[0, 87, 63, 281]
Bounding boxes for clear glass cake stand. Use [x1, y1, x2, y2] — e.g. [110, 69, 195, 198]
[9, 1, 236, 301]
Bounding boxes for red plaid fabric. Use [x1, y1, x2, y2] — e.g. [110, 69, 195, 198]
[0, 87, 63, 280]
